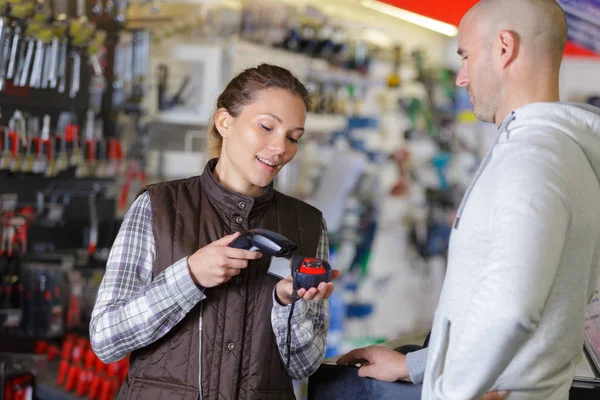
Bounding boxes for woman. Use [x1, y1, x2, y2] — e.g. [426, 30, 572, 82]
[90, 64, 340, 400]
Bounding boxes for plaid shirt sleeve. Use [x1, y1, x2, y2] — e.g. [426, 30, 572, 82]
[89, 193, 206, 363]
[271, 217, 331, 380]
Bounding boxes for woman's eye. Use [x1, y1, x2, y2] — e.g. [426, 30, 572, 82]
[288, 137, 299, 144]
[260, 124, 273, 132]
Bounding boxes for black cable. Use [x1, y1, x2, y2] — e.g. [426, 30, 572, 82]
[286, 288, 297, 369]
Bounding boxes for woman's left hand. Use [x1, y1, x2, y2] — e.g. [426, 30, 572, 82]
[275, 270, 342, 305]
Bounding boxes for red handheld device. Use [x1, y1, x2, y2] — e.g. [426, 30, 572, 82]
[291, 256, 331, 290]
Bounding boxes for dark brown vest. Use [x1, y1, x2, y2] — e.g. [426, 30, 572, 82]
[118, 159, 322, 400]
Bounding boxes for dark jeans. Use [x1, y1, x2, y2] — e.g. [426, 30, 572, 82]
[307, 364, 422, 400]
[307, 336, 430, 399]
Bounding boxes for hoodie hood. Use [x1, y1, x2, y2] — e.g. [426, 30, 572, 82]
[454, 102, 600, 230]
[506, 102, 600, 184]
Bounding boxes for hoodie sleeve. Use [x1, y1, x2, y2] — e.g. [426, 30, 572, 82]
[430, 133, 571, 399]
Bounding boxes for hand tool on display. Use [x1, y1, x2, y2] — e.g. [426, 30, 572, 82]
[31, 117, 47, 174]
[0, 13, 8, 91]
[76, 110, 95, 177]
[6, 25, 20, 81]
[106, 137, 122, 177]
[8, 110, 26, 172]
[69, 4, 95, 98]
[27, 4, 53, 88]
[88, 30, 106, 78]
[50, 0, 67, 89]
[21, 116, 38, 173]
[42, 114, 59, 177]
[12, 28, 27, 84]
[55, 112, 70, 172]
[76, 348, 96, 396]
[45, 30, 59, 88]
[29, 27, 49, 89]
[88, 32, 108, 117]
[0, 125, 13, 170]
[56, 30, 67, 92]
[30, 114, 47, 174]
[40, 33, 53, 89]
[57, 337, 72, 385]
[68, 49, 80, 98]
[1, 1, 35, 90]
[15, 23, 35, 87]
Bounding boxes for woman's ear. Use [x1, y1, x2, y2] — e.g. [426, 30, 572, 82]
[215, 108, 232, 138]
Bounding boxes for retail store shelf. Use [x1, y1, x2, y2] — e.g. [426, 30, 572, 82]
[304, 113, 347, 133]
[155, 110, 347, 133]
[155, 108, 208, 126]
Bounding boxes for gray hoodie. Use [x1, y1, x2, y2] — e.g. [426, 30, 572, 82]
[418, 103, 600, 399]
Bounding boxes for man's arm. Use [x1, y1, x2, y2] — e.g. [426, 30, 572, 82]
[406, 348, 429, 384]
[430, 137, 570, 399]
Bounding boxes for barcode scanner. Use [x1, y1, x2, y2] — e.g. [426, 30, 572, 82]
[229, 228, 297, 257]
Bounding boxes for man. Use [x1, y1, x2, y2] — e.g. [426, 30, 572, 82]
[338, 0, 600, 399]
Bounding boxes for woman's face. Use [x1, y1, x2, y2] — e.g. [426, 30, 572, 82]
[215, 87, 306, 196]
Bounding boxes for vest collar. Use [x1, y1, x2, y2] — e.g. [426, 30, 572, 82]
[200, 158, 274, 220]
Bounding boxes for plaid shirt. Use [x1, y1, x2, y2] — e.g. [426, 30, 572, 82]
[90, 192, 330, 380]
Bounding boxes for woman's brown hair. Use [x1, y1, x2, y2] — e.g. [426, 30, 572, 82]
[206, 64, 311, 159]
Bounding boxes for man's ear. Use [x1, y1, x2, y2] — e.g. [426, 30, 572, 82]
[498, 30, 519, 68]
[215, 108, 232, 138]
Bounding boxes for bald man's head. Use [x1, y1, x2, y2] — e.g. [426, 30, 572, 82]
[456, 0, 567, 124]
[470, 0, 568, 64]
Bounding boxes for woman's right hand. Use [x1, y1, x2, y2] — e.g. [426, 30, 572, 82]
[187, 232, 263, 288]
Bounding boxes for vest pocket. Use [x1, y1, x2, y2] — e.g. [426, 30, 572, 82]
[128, 377, 199, 400]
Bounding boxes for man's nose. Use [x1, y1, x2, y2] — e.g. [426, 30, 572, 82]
[456, 65, 469, 87]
